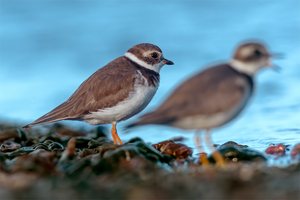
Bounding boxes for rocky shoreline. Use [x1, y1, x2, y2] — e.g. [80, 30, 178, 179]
[0, 122, 299, 200]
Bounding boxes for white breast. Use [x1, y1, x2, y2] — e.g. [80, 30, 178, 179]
[84, 71, 158, 125]
[173, 112, 238, 130]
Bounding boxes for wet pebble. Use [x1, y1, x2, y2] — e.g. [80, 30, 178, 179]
[0, 141, 21, 152]
[210, 141, 266, 162]
[153, 139, 193, 159]
[291, 143, 300, 158]
[48, 142, 64, 151]
[265, 143, 287, 156]
[59, 137, 77, 162]
[10, 149, 56, 174]
[91, 138, 172, 174]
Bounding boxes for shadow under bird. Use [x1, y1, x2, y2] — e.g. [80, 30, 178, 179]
[127, 41, 278, 165]
[23, 43, 174, 144]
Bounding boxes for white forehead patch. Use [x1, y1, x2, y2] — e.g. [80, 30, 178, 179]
[239, 46, 255, 57]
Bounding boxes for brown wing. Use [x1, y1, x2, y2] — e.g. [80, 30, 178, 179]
[129, 64, 253, 126]
[24, 57, 137, 127]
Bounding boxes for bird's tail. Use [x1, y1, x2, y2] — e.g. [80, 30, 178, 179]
[125, 112, 174, 129]
[23, 117, 65, 128]
[23, 102, 78, 128]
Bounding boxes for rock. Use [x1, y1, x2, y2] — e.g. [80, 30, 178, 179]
[92, 138, 172, 174]
[265, 143, 287, 156]
[291, 143, 300, 158]
[209, 141, 266, 162]
[153, 139, 193, 159]
[0, 141, 21, 152]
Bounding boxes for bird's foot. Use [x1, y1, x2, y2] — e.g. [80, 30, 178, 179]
[212, 150, 225, 167]
[199, 152, 210, 166]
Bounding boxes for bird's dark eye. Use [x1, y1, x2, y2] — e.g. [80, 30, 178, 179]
[151, 52, 159, 59]
[254, 49, 262, 57]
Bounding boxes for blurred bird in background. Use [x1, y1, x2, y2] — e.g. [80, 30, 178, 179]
[127, 41, 277, 165]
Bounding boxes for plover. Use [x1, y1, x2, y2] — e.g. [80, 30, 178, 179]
[24, 43, 174, 145]
[127, 41, 276, 165]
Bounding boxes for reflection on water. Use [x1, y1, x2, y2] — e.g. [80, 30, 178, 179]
[0, 0, 299, 150]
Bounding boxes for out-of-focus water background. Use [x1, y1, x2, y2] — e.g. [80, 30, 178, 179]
[0, 0, 299, 151]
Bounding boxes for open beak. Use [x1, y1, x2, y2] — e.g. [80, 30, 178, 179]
[162, 58, 174, 65]
[269, 52, 284, 72]
[270, 52, 284, 59]
[271, 64, 281, 72]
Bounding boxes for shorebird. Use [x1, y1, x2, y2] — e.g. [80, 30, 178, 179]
[24, 43, 174, 145]
[127, 41, 276, 165]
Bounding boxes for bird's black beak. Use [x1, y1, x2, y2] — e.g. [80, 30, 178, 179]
[270, 52, 284, 59]
[162, 58, 174, 65]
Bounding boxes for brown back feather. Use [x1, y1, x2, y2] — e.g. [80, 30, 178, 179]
[24, 56, 142, 127]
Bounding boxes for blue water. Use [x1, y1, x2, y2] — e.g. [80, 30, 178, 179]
[0, 0, 299, 151]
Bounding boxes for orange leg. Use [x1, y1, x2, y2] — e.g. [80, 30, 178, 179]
[111, 122, 123, 145]
[194, 131, 209, 166]
[204, 129, 225, 166]
[111, 127, 118, 144]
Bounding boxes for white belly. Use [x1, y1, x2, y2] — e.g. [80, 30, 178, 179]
[172, 111, 237, 130]
[84, 84, 157, 125]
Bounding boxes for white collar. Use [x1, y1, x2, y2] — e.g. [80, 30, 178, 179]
[125, 52, 163, 73]
[230, 59, 260, 75]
